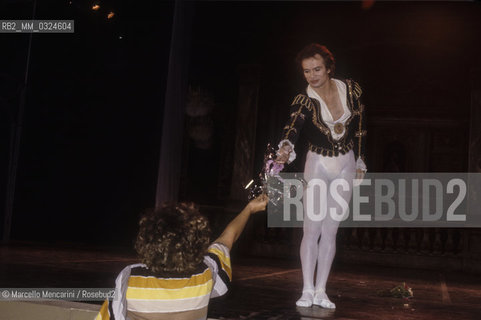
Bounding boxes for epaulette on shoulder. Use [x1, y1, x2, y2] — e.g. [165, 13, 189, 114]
[351, 80, 363, 100]
[291, 94, 312, 108]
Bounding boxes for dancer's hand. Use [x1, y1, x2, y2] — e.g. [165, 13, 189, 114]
[276, 144, 292, 164]
[355, 169, 365, 180]
[247, 193, 268, 214]
[354, 169, 366, 187]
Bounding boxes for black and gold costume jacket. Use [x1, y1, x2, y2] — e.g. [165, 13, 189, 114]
[281, 79, 367, 162]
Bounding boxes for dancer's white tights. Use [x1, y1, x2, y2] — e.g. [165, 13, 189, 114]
[297, 150, 356, 307]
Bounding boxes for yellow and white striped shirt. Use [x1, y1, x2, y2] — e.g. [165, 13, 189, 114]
[95, 243, 231, 320]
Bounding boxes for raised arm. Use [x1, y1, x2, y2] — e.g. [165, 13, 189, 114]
[214, 194, 268, 250]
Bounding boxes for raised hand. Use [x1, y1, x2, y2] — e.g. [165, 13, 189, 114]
[247, 193, 268, 214]
[276, 144, 292, 164]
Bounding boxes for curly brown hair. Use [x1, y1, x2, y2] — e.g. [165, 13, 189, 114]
[135, 202, 211, 275]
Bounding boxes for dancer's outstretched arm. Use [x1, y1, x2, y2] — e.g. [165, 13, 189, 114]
[215, 194, 268, 250]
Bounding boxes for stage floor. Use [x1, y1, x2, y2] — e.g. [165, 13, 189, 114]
[1, 242, 480, 320]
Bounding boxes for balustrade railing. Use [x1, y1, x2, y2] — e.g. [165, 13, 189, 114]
[339, 228, 464, 256]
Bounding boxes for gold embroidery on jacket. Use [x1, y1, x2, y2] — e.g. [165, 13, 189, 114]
[283, 97, 306, 140]
[285, 81, 366, 159]
[353, 82, 362, 100]
[355, 130, 367, 137]
[289, 94, 330, 136]
[308, 140, 354, 157]
[346, 79, 366, 161]
[356, 102, 364, 160]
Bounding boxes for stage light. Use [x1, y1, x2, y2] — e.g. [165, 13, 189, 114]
[92, 4, 100, 11]
[107, 12, 115, 19]
[362, 0, 375, 10]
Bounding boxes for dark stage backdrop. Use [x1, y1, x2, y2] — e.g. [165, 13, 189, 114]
[185, 1, 479, 197]
[0, 0, 174, 244]
[1, 1, 480, 244]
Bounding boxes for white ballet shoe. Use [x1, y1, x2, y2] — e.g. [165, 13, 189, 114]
[313, 288, 336, 309]
[295, 289, 314, 307]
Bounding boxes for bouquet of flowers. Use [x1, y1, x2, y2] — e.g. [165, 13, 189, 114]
[377, 282, 414, 299]
[246, 144, 285, 206]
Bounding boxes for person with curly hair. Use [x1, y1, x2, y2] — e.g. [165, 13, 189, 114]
[95, 194, 268, 320]
[277, 43, 367, 309]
